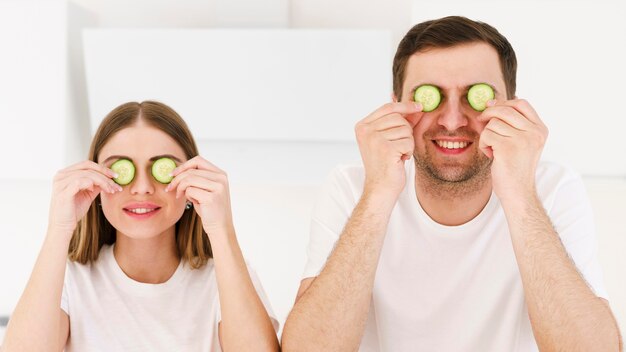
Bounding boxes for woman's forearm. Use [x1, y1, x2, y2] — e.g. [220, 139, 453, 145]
[210, 227, 279, 352]
[2, 228, 70, 351]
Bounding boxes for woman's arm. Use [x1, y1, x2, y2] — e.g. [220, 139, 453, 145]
[167, 156, 279, 351]
[212, 227, 279, 351]
[2, 161, 120, 351]
[2, 229, 71, 352]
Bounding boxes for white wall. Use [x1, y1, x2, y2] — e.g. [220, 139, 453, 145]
[1, 0, 625, 342]
[0, 0, 67, 181]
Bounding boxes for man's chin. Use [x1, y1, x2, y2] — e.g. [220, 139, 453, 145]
[415, 157, 492, 184]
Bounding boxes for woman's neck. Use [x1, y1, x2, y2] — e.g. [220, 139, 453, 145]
[113, 227, 180, 284]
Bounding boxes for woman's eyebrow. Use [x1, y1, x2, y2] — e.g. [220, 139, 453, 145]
[101, 155, 130, 164]
[101, 154, 183, 164]
[149, 154, 182, 163]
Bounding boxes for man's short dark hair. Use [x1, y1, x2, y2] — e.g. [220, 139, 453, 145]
[393, 16, 517, 100]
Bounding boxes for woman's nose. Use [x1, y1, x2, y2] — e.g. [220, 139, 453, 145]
[129, 168, 155, 195]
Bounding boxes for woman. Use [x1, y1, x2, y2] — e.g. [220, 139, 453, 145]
[2, 101, 280, 351]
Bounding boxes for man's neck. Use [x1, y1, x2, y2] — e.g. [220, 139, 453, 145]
[414, 169, 493, 226]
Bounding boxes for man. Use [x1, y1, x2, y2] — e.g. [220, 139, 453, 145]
[281, 16, 622, 351]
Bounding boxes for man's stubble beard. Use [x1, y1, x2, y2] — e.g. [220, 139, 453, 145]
[413, 143, 493, 200]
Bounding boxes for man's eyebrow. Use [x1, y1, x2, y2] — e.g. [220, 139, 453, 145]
[101, 154, 183, 164]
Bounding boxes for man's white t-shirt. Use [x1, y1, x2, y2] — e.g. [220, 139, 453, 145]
[61, 244, 278, 351]
[303, 159, 608, 352]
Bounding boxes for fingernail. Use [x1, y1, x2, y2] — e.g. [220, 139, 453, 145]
[487, 99, 496, 107]
[414, 103, 422, 111]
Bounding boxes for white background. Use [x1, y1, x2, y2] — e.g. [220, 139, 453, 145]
[1, 0, 625, 342]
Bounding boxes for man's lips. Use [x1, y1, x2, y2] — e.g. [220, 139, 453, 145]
[432, 139, 473, 154]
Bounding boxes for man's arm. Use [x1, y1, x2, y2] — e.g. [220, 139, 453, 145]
[504, 193, 622, 351]
[281, 102, 423, 352]
[282, 191, 398, 351]
[478, 99, 622, 351]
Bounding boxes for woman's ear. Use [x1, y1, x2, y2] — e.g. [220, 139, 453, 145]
[391, 92, 399, 103]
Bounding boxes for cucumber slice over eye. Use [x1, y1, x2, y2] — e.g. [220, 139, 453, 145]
[110, 159, 135, 185]
[152, 157, 177, 184]
[413, 84, 441, 112]
[467, 83, 495, 112]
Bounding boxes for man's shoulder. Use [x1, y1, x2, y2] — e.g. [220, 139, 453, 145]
[535, 160, 586, 205]
[536, 160, 582, 187]
[324, 161, 367, 189]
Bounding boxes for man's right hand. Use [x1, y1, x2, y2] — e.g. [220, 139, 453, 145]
[355, 102, 423, 200]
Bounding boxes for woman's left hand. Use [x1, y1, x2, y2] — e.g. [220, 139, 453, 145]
[165, 156, 234, 236]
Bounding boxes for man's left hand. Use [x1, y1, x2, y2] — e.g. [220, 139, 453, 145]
[477, 99, 549, 205]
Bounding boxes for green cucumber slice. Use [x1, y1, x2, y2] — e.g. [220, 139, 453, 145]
[413, 84, 441, 112]
[111, 159, 135, 185]
[467, 83, 495, 111]
[152, 157, 177, 184]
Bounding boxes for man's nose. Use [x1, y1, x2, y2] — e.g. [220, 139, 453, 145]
[437, 97, 469, 131]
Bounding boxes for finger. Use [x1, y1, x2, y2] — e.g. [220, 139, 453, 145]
[483, 118, 516, 138]
[166, 169, 226, 193]
[395, 138, 416, 159]
[173, 176, 224, 200]
[184, 186, 205, 206]
[479, 129, 507, 158]
[171, 156, 223, 177]
[58, 160, 118, 179]
[502, 99, 542, 126]
[404, 112, 423, 129]
[372, 114, 413, 132]
[60, 169, 121, 194]
[477, 104, 531, 131]
[361, 102, 423, 124]
[379, 125, 415, 142]
[62, 174, 117, 196]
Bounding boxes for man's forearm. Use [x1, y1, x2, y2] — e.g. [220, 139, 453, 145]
[504, 194, 621, 351]
[282, 191, 396, 352]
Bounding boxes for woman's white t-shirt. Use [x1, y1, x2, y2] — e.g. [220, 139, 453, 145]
[303, 159, 608, 352]
[61, 245, 278, 351]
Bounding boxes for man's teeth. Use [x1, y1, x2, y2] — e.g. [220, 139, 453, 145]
[437, 140, 469, 149]
[127, 208, 157, 214]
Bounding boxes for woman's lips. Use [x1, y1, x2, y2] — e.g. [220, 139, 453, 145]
[123, 206, 162, 219]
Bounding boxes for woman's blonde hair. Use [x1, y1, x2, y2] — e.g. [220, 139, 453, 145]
[68, 101, 212, 268]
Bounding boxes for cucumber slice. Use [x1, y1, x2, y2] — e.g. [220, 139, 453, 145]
[413, 84, 441, 112]
[152, 157, 177, 184]
[467, 83, 495, 111]
[111, 159, 135, 185]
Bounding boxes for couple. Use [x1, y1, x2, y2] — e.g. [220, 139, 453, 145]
[2, 16, 621, 352]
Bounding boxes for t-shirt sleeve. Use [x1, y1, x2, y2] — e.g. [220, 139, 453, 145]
[549, 172, 609, 300]
[302, 166, 359, 279]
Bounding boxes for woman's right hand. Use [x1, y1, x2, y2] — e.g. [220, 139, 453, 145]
[48, 160, 122, 237]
